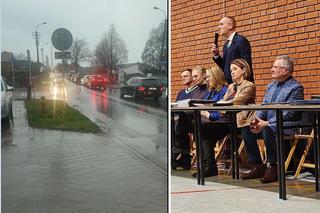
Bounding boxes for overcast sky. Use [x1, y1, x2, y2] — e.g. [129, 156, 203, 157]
[1, 0, 167, 66]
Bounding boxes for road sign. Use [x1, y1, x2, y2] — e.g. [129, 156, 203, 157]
[51, 28, 73, 51]
[55, 51, 71, 59]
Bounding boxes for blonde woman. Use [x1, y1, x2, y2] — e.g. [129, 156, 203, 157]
[196, 59, 255, 178]
[200, 66, 228, 120]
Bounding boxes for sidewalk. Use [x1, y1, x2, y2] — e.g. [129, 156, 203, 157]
[2, 100, 167, 213]
[171, 170, 320, 213]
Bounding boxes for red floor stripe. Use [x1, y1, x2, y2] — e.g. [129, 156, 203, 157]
[171, 183, 314, 196]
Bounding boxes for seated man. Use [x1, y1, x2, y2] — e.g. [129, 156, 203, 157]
[176, 69, 198, 101]
[173, 66, 208, 170]
[241, 55, 304, 183]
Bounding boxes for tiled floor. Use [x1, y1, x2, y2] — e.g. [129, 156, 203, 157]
[171, 169, 320, 213]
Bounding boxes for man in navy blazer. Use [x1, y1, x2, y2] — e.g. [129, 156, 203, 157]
[212, 16, 254, 84]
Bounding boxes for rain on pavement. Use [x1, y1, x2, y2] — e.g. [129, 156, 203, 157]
[1, 81, 168, 212]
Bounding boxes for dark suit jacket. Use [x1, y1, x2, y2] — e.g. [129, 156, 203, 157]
[213, 33, 254, 84]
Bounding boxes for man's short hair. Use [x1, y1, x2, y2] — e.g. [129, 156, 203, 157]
[224, 16, 236, 29]
[276, 55, 294, 72]
[182, 68, 192, 73]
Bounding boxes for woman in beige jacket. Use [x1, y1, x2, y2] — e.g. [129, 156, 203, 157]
[196, 58, 255, 178]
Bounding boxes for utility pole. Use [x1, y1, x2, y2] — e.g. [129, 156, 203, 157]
[34, 22, 47, 63]
[27, 49, 32, 100]
[51, 46, 53, 68]
[35, 31, 40, 63]
[46, 55, 49, 67]
[41, 48, 44, 64]
[10, 54, 15, 88]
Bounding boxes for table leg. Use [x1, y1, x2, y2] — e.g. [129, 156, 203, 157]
[171, 113, 176, 171]
[194, 110, 204, 185]
[230, 112, 238, 179]
[315, 112, 320, 191]
[276, 110, 286, 200]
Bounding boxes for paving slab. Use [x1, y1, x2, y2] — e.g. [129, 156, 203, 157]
[2, 100, 167, 213]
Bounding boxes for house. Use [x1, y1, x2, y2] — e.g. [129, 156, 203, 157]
[117, 63, 146, 83]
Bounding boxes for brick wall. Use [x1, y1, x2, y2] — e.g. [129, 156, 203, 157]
[171, 0, 320, 102]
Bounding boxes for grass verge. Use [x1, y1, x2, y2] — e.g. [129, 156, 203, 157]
[25, 99, 100, 133]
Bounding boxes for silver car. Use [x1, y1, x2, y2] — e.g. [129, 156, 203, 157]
[1, 76, 13, 123]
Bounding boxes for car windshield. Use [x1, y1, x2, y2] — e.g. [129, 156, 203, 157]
[141, 79, 160, 86]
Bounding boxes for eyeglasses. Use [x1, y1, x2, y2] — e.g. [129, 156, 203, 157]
[272, 66, 287, 70]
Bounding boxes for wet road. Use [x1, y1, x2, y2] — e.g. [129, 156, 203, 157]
[1, 100, 167, 212]
[1, 81, 168, 212]
[52, 81, 168, 171]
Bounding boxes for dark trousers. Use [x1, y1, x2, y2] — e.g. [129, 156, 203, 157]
[201, 121, 230, 169]
[241, 126, 277, 164]
[173, 113, 193, 154]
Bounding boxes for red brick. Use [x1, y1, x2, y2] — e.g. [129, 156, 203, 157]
[171, 0, 320, 100]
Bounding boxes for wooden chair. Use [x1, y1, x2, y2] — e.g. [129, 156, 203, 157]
[238, 139, 267, 164]
[284, 111, 316, 178]
[190, 134, 229, 168]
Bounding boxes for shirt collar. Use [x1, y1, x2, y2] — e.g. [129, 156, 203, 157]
[227, 31, 236, 43]
[185, 85, 198, 94]
[277, 76, 292, 86]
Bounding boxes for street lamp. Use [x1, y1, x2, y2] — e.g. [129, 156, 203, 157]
[153, 6, 166, 17]
[153, 6, 167, 76]
[34, 22, 47, 63]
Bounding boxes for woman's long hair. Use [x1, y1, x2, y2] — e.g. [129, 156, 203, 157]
[230, 58, 251, 80]
[206, 65, 227, 91]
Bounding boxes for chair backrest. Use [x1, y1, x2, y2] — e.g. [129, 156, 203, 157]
[300, 111, 316, 134]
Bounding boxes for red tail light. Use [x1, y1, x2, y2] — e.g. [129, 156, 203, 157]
[137, 86, 145, 91]
[104, 78, 107, 82]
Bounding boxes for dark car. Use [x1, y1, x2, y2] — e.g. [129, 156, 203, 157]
[120, 77, 163, 100]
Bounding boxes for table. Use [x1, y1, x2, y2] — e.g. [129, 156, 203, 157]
[171, 104, 320, 200]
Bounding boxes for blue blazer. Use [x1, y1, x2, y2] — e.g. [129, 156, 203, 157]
[257, 77, 304, 135]
[213, 33, 253, 84]
[202, 85, 228, 121]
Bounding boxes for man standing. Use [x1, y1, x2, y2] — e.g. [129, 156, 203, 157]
[240, 55, 304, 183]
[212, 16, 254, 84]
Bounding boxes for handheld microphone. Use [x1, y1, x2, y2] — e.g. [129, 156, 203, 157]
[214, 33, 219, 46]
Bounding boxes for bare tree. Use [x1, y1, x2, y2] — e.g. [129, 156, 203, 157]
[94, 23, 128, 79]
[70, 38, 91, 73]
[141, 24, 164, 75]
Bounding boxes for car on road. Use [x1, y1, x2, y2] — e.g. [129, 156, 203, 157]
[120, 77, 163, 100]
[74, 73, 87, 85]
[87, 74, 108, 90]
[1, 76, 13, 123]
[81, 74, 91, 87]
[53, 72, 65, 87]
